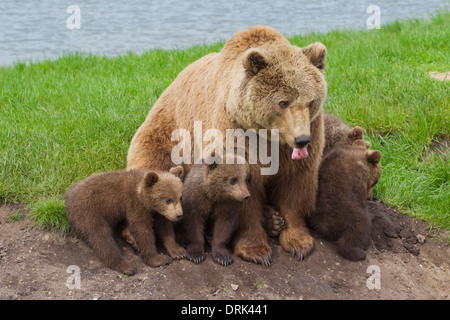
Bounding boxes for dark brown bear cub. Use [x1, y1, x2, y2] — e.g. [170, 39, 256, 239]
[182, 153, 250, 266]
[64, 166, 184, 275]
[307, 145, 382, 261]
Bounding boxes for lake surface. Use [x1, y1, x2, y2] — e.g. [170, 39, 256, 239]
[0, 0, 447, 65]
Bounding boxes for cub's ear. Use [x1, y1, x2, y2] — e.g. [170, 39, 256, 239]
[367, 150, 381, 164]
[348, 126, 364, 142]
[169, 165, 184, 180]
[243, 48, 268, 75]
[144, 171, 159, 188]
[302, 42, 327, 71]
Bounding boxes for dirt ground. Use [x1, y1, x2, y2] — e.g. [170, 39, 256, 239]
[0, 199, 448, 300]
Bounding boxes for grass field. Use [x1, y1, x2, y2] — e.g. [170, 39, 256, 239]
[1, 10, 448, 233]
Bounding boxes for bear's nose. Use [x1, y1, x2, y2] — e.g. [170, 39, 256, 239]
[176, 212, 183, 218]
[294, 135, 311, 148]
[243, 194, 251, 201]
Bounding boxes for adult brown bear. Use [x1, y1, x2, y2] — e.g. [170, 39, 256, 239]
[127, 26, 327, 265]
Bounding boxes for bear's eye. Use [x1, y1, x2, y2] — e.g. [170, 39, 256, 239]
[308, 100, 314, 108]
[165, 199, 172, 204]
[279, 101, 289, 109]
[230, 178, 238, 185]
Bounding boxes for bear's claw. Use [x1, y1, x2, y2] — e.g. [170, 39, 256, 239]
[213, 253, 233, 266]
[280, 227, 314, 260]
[245, 252, 272, 266]
[187, 252, 206, 264]
[290, 246, 306, 260]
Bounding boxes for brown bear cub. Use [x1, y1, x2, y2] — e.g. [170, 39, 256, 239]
[307, 144, 382, 261]
[64, 166, 184, 275]
[182, 152, 251, 266]
[323, 113, 371, 155]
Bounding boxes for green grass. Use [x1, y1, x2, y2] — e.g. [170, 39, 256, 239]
[6, 211, 23, 223]
[1, 11, 448, 232]
[27, 197, 69, 234]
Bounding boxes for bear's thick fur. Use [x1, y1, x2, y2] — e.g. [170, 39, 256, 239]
[127, 26, 327, 264]
[182, 153, 250, 266]
[307, 145, 382, 261]
[64, 166, 185, 275]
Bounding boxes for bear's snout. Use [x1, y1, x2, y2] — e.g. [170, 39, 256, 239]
[294, 135, 311, 148]
[243, 194, 251, 201]
[176, 212, 183, 219]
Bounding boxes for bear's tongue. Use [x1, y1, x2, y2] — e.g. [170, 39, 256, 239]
[292, 147, 309, 160]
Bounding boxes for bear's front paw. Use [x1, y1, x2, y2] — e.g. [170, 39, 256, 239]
[234, 240, 272, 266]
[144, 254, 172, 267]
[186, 241, 206, 264]
[279, 227, 314, 260]
[187, 249, 206, 264]
[111, 259, 137, 276]
[336, 244, 366, 261]
[212, 247, 233, 267]
[167, 244, 187, 260]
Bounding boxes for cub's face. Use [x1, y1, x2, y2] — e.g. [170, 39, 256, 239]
[139, 167, 184, 222]
[205, 162, 251, 203]
[237, 42, 327, 151]
[367, 151, 382, 198]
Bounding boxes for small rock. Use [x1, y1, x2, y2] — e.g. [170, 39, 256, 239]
[416, 234, 426, 244]
[231, 284, 239, 291]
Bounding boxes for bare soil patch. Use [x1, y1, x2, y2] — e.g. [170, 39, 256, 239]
[0, 200, 448, 300]
[428, 71, 450, 81]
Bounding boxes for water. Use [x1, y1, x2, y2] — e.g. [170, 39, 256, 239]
[0, 0, 447, 65]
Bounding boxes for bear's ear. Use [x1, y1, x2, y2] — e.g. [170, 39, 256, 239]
[144, 171, 159, 188]
[302, 42, 327, 71]
[367, 150, 381, 164]
[348, 126, 364, 142]
[243, 48, 268, 75]
[169, 165, 184, 180]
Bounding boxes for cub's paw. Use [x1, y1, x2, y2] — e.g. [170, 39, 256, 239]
[267, 208, 285, 237]
[167, 244, 187, 260]
[279, 227, 314, 260]
[212, 248, 233, 267]
[187, 247, 206, 264]
[336, 245, 366, 261]
[144, 254, 172, 268]
[112, 259, 137, 276]
[121, 226, 138, 250]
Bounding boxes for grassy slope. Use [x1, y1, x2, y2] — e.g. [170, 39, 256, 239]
[0, 11, 448, 232]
